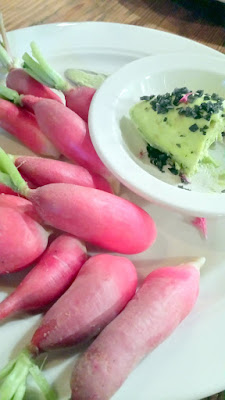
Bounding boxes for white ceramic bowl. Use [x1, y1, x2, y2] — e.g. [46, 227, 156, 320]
[89, 53, 225, 217]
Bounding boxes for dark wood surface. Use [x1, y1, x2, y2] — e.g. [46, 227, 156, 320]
[1, 0, 225, 53]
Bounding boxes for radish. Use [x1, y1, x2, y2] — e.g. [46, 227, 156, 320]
[30, 254, 137, 352]
[0, 234, 87, 320]
[65, 86, 96, 122]
[0, 254, 137, 400]
[22, 42, 107, 121]
[0, 183, 17, 195]
[0, 148, 156, 254]
[14, 155, 113, 193]
[7, 68, 63, 103]
[0, 16, 63, 104]
[71, 259, 205, 400]
[0, 98, 60, 157]
[0, 85, 112, 180]
[0, 205, 49, 274]
[0, 194, 38, 220]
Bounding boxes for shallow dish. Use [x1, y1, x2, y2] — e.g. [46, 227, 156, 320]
[89, 53, 225, 217]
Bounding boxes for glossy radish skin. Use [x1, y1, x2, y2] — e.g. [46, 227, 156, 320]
[0, 206, 48, 274]
[0, 99, 59, 157]
[15, 156, 113, 193]
[0, 234, 87, 320]
[6, 68, 63, 103]
[65, 86, 96, 122]
[71, 264, 200, 400]
[31, 254, 138, 353]
[0, 194, 38, 220]
[0, 183, 17, 195]
[27, 98, 111, 179]
[27, 183, 156, 254]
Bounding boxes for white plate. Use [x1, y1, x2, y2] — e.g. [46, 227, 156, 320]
[89, 53, 225, 217]
[0, 22, 225, 400]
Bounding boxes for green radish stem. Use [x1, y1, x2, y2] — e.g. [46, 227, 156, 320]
[22, 41, 107, 90]
[0, 42, 12, 69]
[0, 147, 29, 196]
[11, 382, 26, 400]
[0, 85, 21, 104]
[0, 350, 57, 400]
[23, 42, 69, 91]
[0, 13, 12, 62]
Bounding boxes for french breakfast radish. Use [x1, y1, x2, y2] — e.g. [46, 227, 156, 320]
[31, 254, 138, 352]
[0, 148, 156, 254]
[22, 42, 107, 121]
[0, 254, 137, 400]
[71, 259, 204, 400]
[0, 85, 111, 180]
[0, 205, 49, 274]
[0, 98, 59, 157]
[7, 68, 63, 103]
[65, 86, 96, 122]
[0, 234, 87, 320]
[14, 155, 113, 193]
[0, 19, 63, 104]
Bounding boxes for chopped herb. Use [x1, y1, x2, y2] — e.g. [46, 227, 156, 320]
[221, 189, 225, 193]
[222, 114, 225, 117]
[168, 166, 179, 175]
[189, 123, 199, 132]
[222, 132, 225, 137]
[176, 143, 181, 148]
[146, 144, 170, 172]
[140, 95, 155, 101]
[180, 134, 185, 137]
[163, 117, 167, 122]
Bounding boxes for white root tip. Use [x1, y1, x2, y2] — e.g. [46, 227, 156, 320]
[190, 257, 206, 271]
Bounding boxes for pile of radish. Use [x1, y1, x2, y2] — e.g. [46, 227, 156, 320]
[0, 20, 205, 400]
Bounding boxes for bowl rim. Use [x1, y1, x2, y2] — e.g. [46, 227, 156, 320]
[89, 52, 225, 217]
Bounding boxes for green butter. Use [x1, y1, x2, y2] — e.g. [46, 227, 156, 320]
[130, 90, 225, 176]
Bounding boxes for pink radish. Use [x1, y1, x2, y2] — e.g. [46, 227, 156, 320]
[0, 149, 156, 254]
[0, 254, 137, 399]
[0, 206, 49, 274]
[6, 68, 63, 103]
[71, 259, 204, 400]
[0, 98, 60, 157]
[0, 20, 63, 104]
[14, 155, 113, 193]
[27, 183, 156, 254]
[0, 85, 111, 180]
[30, 254, 137, 352]
[21, 96, 111, 180]
[65, 86, 96, 122]
[0, 234, 87, 320]
[0, 183, 17, 195]
[0, 194, 38, 220]
[22, 42, 107, 121]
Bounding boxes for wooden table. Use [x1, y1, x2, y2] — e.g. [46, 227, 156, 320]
[2, 0, 225, 54]
[1, 1, 225, 400]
